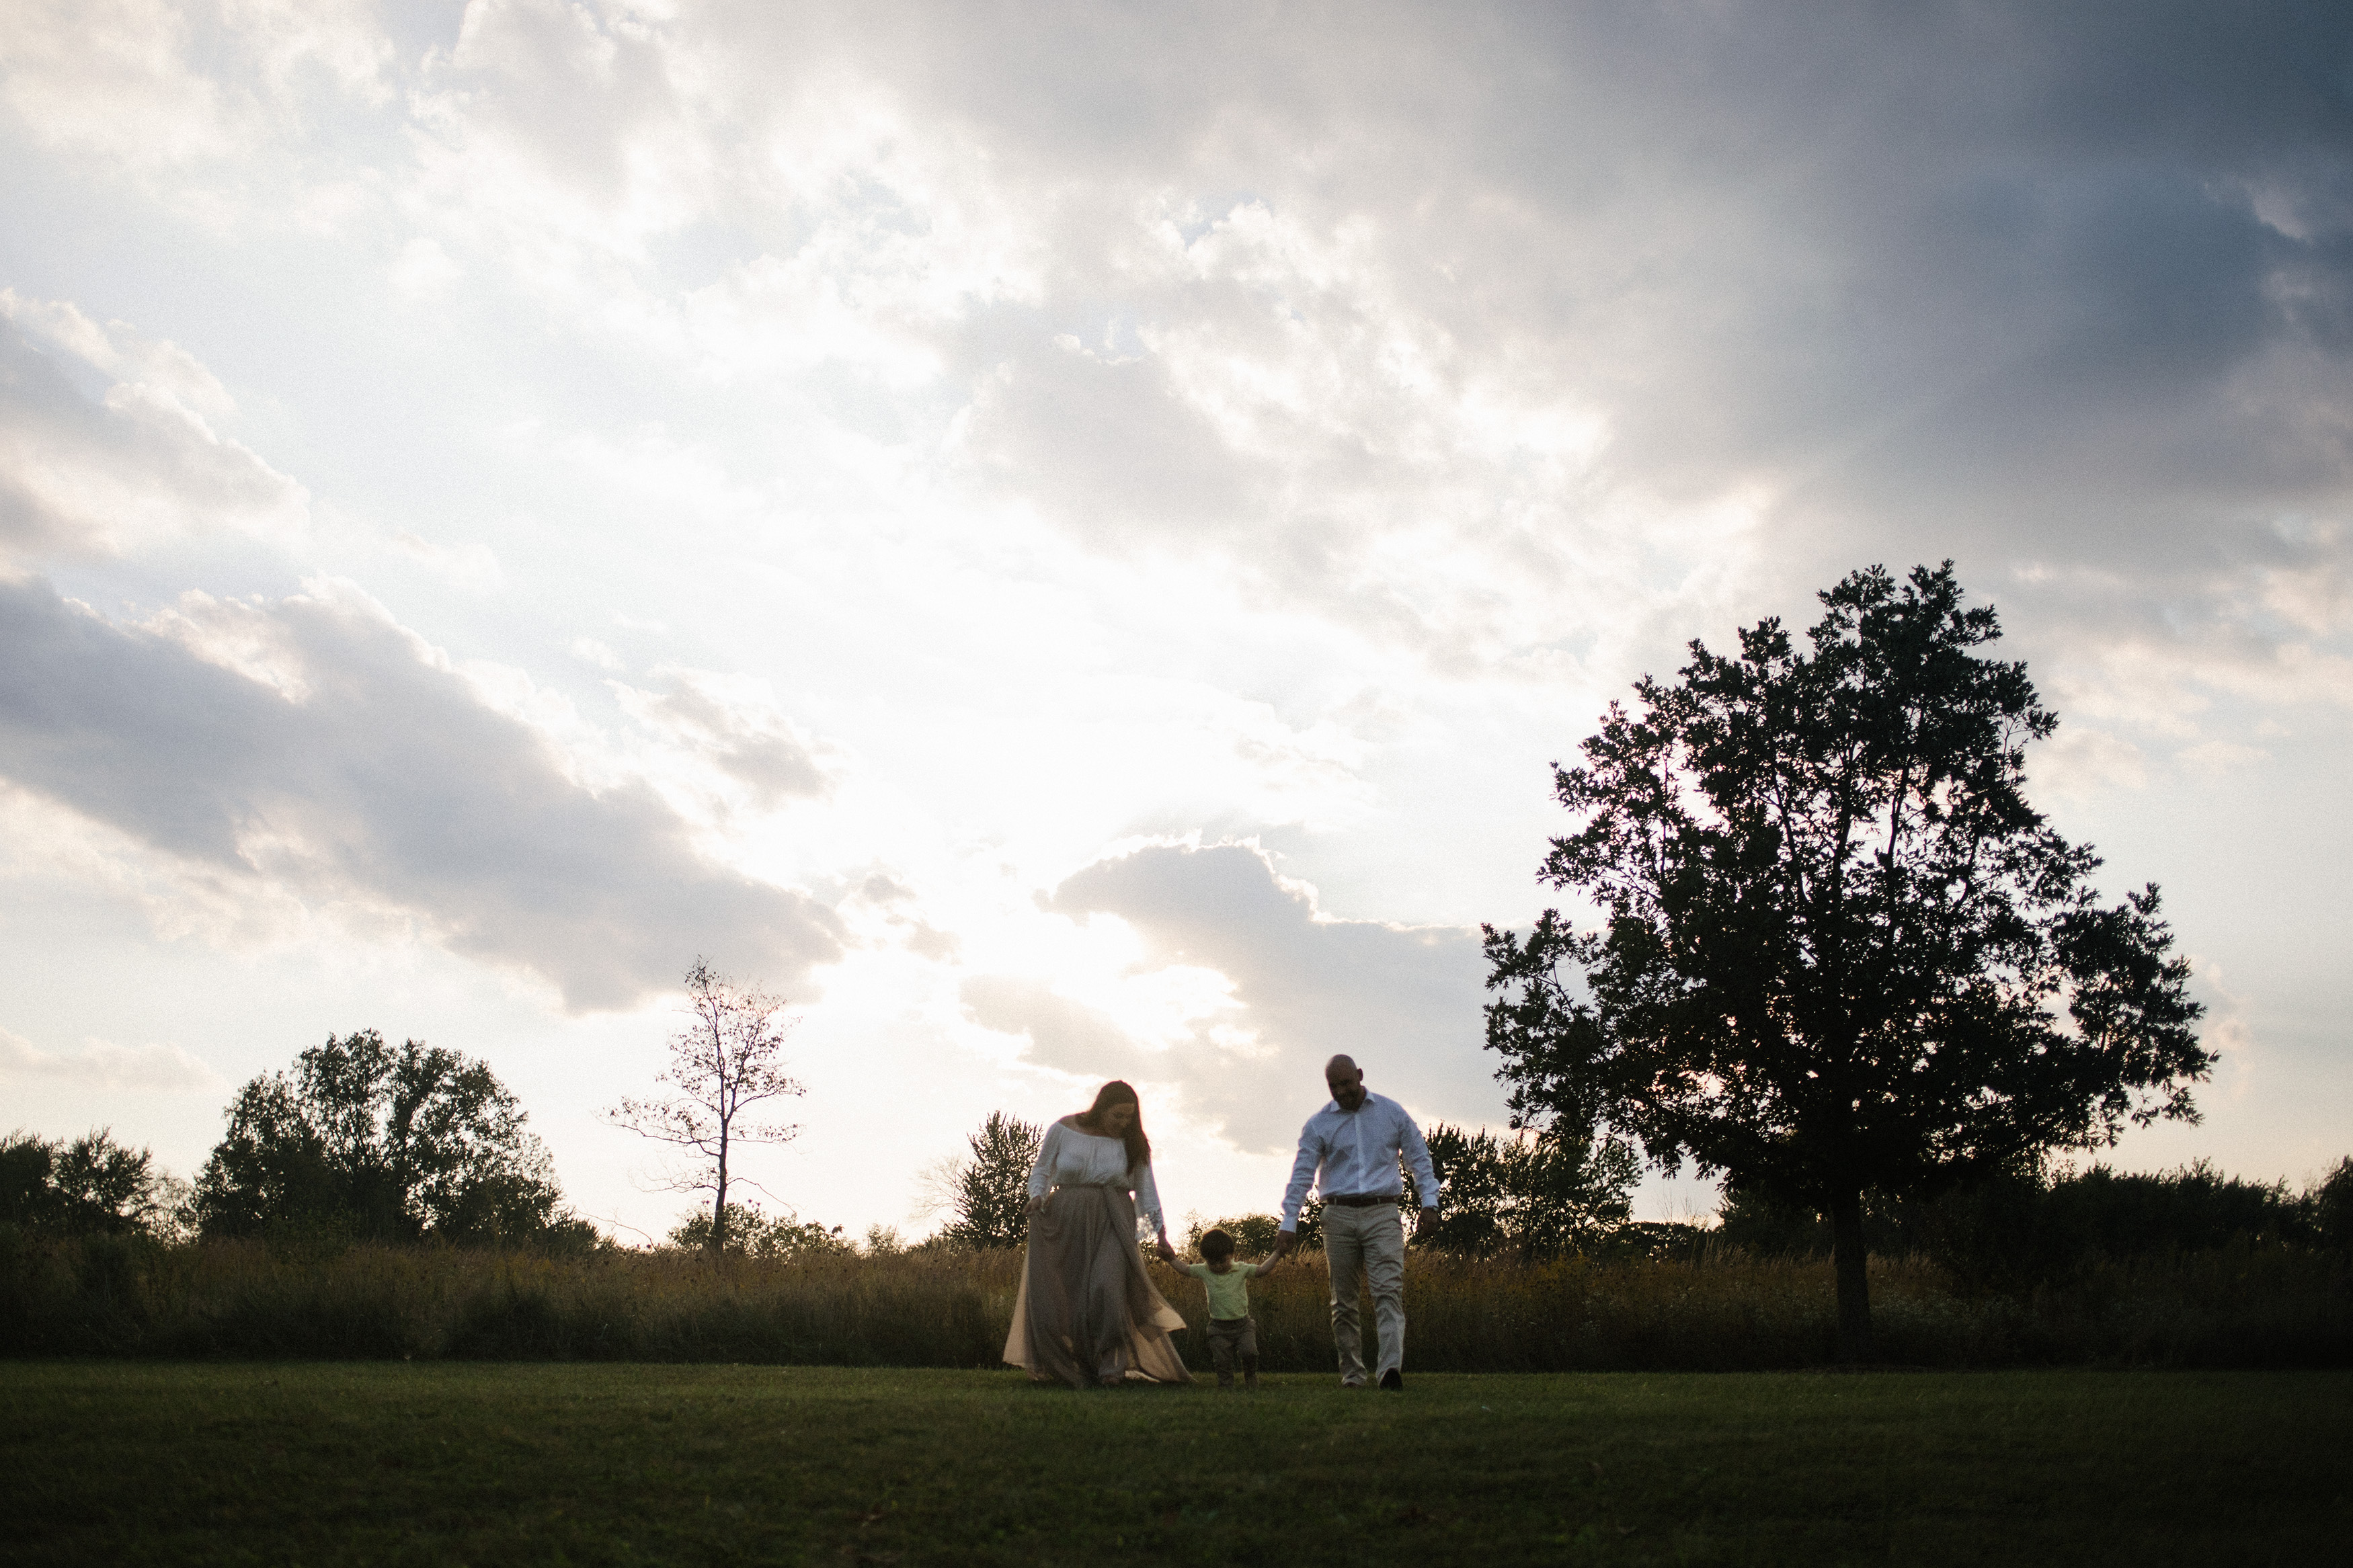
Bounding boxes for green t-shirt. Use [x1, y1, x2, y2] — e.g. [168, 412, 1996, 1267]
[1184, 1260, 1264, 1321]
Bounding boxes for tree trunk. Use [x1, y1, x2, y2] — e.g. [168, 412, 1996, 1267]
[1829, 1188, 1873, 1364]
[711, 1137, 729, 1255]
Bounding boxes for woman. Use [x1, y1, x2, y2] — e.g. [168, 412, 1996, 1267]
[1002, 1081, 1191, 1388]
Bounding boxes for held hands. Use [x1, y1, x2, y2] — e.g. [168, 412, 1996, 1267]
[1154, 1233, 1178, 1264]
[1261, 1208, 1433, 1259]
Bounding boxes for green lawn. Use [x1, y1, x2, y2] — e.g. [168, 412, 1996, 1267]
[7, 1363, 2347, 1565]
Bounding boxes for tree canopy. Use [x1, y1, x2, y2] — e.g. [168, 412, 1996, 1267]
[940, 1111, 1043, 1250]
[1, 1128, 183, 1239]
[1483, 563, 2212, 1357]
[1410, 1123, 1640, 1260]
[193, 1030, 571, 1244]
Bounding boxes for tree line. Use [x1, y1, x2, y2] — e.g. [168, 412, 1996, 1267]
[2, 563, 2334, 1354]
[3, 1030, 595, 1249]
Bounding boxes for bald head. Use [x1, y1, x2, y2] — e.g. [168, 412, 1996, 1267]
[1324, 1055, 1366, 1112]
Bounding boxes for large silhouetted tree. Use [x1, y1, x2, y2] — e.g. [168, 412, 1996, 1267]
[606, 959, 805, 1254]
[193, 1031, 567, 1243]
[1483, 563, 2212, 1360]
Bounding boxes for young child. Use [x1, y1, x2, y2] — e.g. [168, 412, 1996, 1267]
[1183, 1227, 1273, 1389]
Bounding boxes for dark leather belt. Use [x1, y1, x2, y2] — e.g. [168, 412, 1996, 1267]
[1322, 1193, 1402, 1207]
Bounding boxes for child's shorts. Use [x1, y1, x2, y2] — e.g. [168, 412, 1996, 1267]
[1206, 1314, 1258, 1371]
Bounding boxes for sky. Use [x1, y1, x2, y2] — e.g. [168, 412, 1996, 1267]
[2, 1, 2348, 1245]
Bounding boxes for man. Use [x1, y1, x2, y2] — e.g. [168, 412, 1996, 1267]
[1269, 1055, 1439, 1390]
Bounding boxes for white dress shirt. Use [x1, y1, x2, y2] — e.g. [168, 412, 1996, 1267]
[1279, 1091, 1441, 1231]
[1027, 1118, 1166, 1235]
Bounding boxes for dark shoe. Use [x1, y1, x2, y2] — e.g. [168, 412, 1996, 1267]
[1379, 1368, 1403, 1391]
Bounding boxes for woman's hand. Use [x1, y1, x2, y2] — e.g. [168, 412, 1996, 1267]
[1027, 1193, 1047, 1216]
[1154, 1233, 1178, 1264]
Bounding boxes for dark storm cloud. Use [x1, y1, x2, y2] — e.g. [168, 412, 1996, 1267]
[0, 576, 843, 1009]
[965, 843, 1494, 1151]
[756, 0, 2353, 632]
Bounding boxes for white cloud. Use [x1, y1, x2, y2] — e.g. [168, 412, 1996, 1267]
[391, 530, 504, 591]
[389, 237, 464, 298]
[0, 1023, 223, 1092]
[0, 575, 844, 1010]
[0, 290, 237, 420]
[0, 298, 306, 561]
[964, 842, 1499, 1153]
[611, 665, 835, 813]
[0, 0, 391, 171]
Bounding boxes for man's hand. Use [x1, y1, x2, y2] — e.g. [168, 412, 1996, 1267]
[1270, 1231, 1297, 1262]
[1414, 1206, 1437, 1239]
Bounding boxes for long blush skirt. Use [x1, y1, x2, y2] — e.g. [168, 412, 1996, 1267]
[1002, 1184, 1191, 1388]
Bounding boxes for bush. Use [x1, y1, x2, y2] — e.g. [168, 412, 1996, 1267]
[1717, 1158, 2348, 1289]
[667, 1202, 851, 1260]
[1179, 1213, 1286, 1258]
[2, 1231, 2344, 1370]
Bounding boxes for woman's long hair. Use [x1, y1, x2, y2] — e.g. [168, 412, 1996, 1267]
[1076, 1079, 1151, 1173]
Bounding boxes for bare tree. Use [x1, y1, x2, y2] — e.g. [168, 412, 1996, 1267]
[605, 959, 805, 1253]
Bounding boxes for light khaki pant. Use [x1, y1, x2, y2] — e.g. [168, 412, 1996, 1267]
[1323, 1202, 1406, 1384]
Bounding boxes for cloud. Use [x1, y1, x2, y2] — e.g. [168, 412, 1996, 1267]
[0, 302, 307, 561]
[0, 1024, 223, 1091]
[611, 667, 833, 811]
[959, 975, 1144, 1079]
[390, 530, 503, 591]
[0, 0, 391, 171]
[750, 3, 2353, 684]
[350, 1, 2353, 708]
[0, 575, 844, 1009]
[964, 843, 1497, 1151]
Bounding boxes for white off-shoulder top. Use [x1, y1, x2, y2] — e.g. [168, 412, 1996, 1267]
[1027, 1118, 1166, 1235]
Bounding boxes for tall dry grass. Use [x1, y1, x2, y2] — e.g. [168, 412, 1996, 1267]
[5, 1229, 2346, 1369]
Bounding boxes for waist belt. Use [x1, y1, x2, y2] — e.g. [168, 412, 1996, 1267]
[1322, 1192, 1402, 1207]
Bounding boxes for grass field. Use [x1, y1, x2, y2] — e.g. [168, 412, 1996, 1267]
[9, 1363, 2348, 1566]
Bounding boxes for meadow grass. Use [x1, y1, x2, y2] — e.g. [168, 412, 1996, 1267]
[9, 1232, 2346, 1370]
[7, 1361, 2347, 1566]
